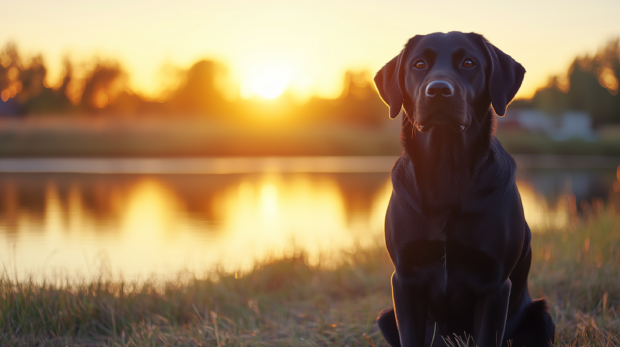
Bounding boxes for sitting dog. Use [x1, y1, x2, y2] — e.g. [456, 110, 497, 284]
[374, 32, 555, 347]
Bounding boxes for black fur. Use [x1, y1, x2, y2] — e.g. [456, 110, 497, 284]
[374, 32, 555, 347]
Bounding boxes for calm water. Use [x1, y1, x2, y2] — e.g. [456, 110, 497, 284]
[0, 157, 618, 280]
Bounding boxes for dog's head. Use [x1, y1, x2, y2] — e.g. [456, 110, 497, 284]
[375, 32, 525, 133]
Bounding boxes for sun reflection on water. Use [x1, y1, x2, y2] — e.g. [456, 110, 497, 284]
[516, 180, 572, 232]
[123, 179, 180, 239]
[0, 173, 393, 278]
[216, 175, 368, 268]
[0, 169, 612, 279]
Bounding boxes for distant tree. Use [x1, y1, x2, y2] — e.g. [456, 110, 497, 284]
[1, 46, 232, 118]
[20, 56, 77, 115]
[530, 39, 620, 125]
[0, 43, 22, 113]
[334, 70, 386, 127]
[529, 77, 569, 116]
[80, 61, 126, 112]
[165, 60, 228, 117]
[0, 43, 75, 116]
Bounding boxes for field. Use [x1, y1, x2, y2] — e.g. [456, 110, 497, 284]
[1, 204, 619, 346]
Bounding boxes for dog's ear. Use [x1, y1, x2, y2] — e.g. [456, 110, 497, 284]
[478, 37, 526, 117]
[374, 52, 404, 119]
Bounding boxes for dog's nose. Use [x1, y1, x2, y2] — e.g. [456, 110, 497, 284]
[425, 80, 454, 98]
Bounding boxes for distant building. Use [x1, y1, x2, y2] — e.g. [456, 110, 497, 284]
[499, 109, 596, 141]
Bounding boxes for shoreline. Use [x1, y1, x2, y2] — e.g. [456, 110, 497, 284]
[0, 154, 616, 174]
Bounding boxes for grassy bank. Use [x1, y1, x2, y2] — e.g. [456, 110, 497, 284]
[496, 132, 620, 157]
[0, 118, 402, 157]
[1, 207, 619, 346]
[2, 118, 620, 157]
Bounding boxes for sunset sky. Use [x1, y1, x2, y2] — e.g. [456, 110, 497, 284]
[2, 0, 620, 101]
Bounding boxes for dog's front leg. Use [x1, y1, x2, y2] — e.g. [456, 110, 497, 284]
[474, 279, 511, 347]
[392, 271, 428, 347]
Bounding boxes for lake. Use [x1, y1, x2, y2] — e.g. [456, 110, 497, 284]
[0, 156, 618, 280]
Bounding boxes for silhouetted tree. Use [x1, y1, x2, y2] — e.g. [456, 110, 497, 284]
[298, 70, 386, 127]
[0, 43, 75, 115]
[165, 60, 227, 117]
[530, 39, 620, 125]
[19, 56, 76, 115]
[335, 70, 385, 127]
[80, 61, 126, 112]
[0, 43, 22, 115]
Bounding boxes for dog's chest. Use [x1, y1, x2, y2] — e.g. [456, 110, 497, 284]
[424, 211, 449, 241]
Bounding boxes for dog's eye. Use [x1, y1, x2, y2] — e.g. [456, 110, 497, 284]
[463, 59, 475, 68]
[414, 60, 426, 69]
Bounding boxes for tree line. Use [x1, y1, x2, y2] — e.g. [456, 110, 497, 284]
[0, 43, 385, 127]
[1, 40, 619, 127]
[515, 39, 620, 126]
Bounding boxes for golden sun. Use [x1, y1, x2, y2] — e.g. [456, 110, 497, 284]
[241, 64, 292, 99]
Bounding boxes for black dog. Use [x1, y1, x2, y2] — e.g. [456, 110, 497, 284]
[374, 32, 555, 347]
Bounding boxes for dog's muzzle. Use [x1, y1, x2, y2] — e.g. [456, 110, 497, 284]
[416, 80, 468, 133]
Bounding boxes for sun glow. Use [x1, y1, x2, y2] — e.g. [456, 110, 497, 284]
[240, 64, 293, 99]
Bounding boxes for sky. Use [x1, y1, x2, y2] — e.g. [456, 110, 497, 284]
[2, 0, 620, 101]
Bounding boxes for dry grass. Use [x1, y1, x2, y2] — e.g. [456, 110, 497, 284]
[1, 205, 619, 346]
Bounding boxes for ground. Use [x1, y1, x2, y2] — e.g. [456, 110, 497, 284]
[1, 203, 619, 346]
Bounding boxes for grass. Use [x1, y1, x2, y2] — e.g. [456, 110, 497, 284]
[1, 205, 619, 346]
[0, 118, 402, 157]
[496, 131, 620, 156]
[2, 117, 620, 158]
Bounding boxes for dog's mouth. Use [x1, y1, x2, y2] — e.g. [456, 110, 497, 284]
[415, 122, 467, 133]
[415, 96, 470, 133]
[415, 112, 469, 133]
